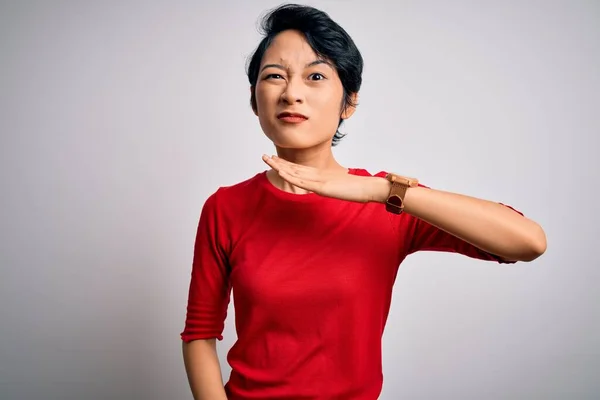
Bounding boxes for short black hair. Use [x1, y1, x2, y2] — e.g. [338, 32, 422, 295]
[246, 4, 364, 146]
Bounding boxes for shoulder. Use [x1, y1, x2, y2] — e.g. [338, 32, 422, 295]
[352, 168, 430, 189]
[349, 168, 388, 178]
[201, 171, 266, 215]
[207, 171, 263, 198]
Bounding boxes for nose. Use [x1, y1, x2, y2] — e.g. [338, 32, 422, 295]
[280, 76, 304, 104]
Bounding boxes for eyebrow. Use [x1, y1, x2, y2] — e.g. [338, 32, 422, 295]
[260, 59, 332, 73]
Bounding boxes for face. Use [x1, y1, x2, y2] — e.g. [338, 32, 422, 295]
[253, 29, 356, 149]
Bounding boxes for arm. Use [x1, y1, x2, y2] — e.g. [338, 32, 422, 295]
[181, 189, 232, 399]
[373, 180, 547, 262]
[259, 155, 546, 262]
[182, 339, 228, 400]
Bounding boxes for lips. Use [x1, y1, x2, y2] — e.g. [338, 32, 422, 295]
[277, 111, 308, 123]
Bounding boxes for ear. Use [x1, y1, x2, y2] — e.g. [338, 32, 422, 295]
[250, 86, 258, 116]
[341, 92, 359, 120]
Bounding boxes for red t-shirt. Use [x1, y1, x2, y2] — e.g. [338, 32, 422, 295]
[181, 168, 518, 399]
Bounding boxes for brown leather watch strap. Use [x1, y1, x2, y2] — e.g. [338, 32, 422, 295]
[385, 182, 408, 214]
[385, 173, 418, 214]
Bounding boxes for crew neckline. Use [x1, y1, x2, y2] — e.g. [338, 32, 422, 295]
[258, 168, 364, 202]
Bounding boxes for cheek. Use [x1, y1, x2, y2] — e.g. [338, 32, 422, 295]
[311, 90, 344, 122]
[255, 84, 278, 110]
[254, 87, 265, 111]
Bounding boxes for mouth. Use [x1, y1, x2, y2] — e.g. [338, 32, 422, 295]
[277, 112, 308, 124]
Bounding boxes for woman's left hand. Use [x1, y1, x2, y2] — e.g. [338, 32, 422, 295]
[262, 155, 387, 203]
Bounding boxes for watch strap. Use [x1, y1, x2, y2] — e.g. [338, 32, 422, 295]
[385, 173, 418, 214]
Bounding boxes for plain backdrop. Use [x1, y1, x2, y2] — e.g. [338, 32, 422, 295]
[1, 0, 599, 399]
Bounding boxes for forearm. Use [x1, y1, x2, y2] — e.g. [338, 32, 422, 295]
[370, 177, 546, 261]
[182, 339, 228, 400]
[403, 186, 546, 261]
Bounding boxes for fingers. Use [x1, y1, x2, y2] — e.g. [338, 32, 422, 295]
[260, 154, 331, 193]
[263, 156, 322, 192]
[263, 155, 304, 171]
[262, 154, 278, 170]
[262, 155, 316, 179]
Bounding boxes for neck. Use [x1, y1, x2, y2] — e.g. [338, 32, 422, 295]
[277, 146, 344, 170]
[267, 143, 347, 195]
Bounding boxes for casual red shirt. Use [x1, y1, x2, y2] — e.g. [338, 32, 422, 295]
[181, 168, 518, 399]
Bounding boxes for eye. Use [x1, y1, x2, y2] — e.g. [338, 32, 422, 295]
[264, 73, 283, 80]
[309, 73, 326, 81]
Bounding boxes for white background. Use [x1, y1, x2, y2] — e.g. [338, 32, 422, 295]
[1, 0, 598, 399]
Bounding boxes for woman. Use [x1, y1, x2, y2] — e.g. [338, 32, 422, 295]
[181, 4, 547, 400]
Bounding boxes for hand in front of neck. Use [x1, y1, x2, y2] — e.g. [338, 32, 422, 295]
[262, 155, 388, 203]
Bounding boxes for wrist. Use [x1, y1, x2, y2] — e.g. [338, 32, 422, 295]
[375, 173, 420, 213]
[370, 177, 392, 203]
[400, 184, 422, 214]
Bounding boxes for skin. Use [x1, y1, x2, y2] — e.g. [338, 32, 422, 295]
[183, 26, 547, 400]
[252, 29, 356, 194]
[255, 29, 547, 262]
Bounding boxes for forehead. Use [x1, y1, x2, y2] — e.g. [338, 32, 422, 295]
[261, 30, 322, 66]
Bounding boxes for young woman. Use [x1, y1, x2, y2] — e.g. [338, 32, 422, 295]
[181, 4, 547, 400]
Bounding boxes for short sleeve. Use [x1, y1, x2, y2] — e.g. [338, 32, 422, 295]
[181, 190, 232, 342]
[405, 199, 524, 265]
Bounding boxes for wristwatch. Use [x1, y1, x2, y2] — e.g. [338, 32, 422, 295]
[385, 173, 418, 214]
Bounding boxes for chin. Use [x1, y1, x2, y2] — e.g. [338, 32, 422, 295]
[269, 134, 327, 150]
[264, 126, 331, 149]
